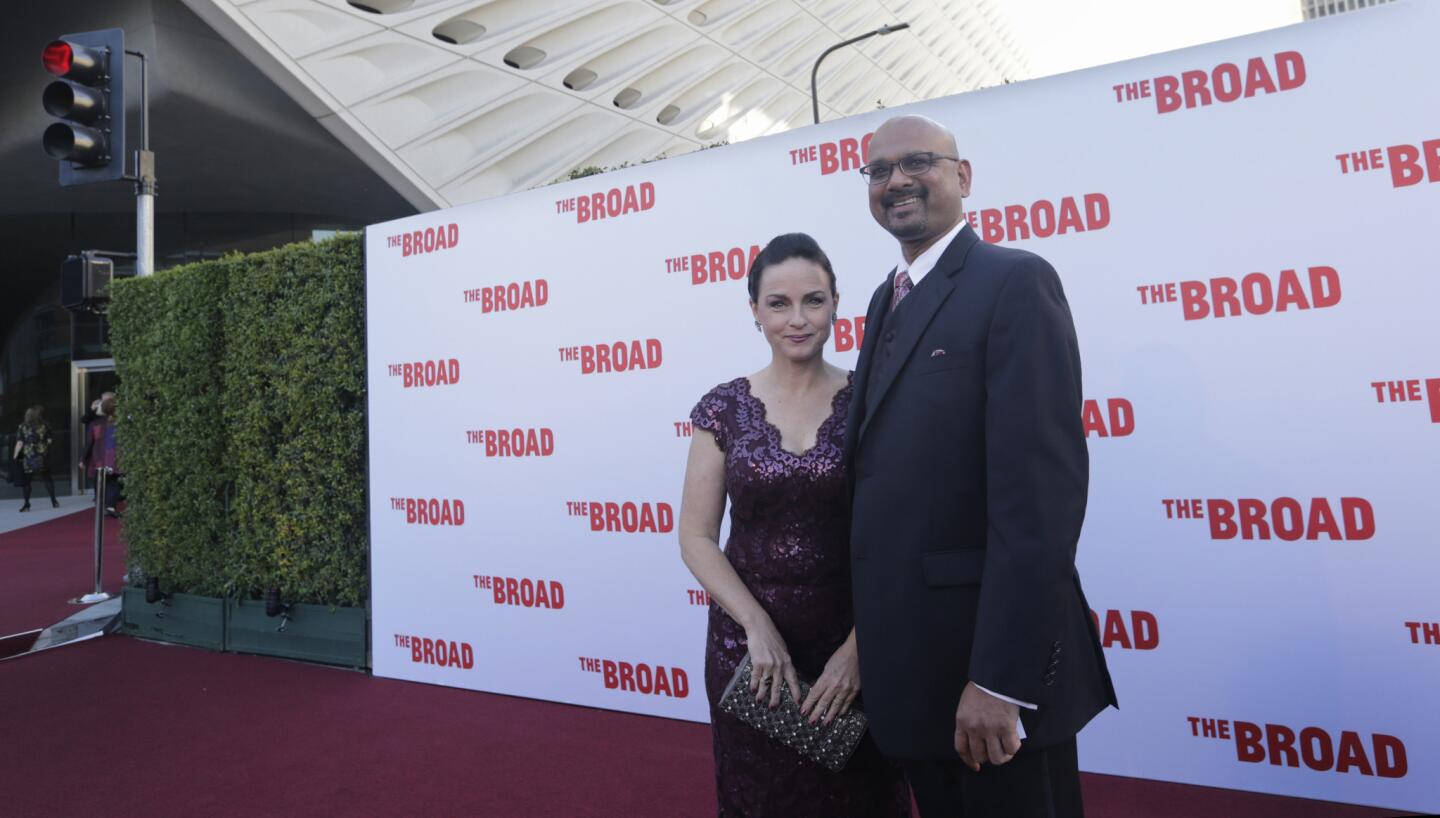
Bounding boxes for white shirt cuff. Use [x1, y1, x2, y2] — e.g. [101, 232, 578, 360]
[974, 684, 1038, 710]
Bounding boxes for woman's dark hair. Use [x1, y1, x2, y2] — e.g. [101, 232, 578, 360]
[746, 233, 837, 302]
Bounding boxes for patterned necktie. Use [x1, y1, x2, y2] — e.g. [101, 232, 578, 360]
[890, 269, 914, 314]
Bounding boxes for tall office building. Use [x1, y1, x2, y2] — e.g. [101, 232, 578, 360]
[1301, 0, 1394, 19]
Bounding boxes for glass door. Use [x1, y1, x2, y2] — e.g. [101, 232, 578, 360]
[70, 359, 118, 497]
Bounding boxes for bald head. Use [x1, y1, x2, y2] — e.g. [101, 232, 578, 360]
[873, 115, 959, 156]
[866, 115, 972, 261]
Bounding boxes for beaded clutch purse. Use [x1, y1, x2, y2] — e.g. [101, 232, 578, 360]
[716, 654, 869, 772]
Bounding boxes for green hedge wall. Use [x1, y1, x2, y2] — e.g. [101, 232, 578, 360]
[108, 259, 232, 597]
[223, 237, 368, 606]
[109, 234, 368, 607]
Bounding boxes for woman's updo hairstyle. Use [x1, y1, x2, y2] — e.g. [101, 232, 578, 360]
[746, 233, 837, 303]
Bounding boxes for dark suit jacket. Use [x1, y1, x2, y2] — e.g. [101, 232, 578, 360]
[845, 224, 1117, 759]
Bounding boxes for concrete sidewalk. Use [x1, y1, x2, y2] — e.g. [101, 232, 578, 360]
[0, 494, 98, 536]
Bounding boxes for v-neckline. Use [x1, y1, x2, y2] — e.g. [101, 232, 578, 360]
[740, 373, 852, 458]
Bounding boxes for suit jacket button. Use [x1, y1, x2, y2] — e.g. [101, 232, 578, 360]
[884, 331, 895, 343]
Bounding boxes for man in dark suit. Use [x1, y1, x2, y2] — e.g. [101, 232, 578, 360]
[844, 115, 1117, 816]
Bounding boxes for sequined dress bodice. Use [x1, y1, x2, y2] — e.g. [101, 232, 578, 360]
[693, 377, 852, 588]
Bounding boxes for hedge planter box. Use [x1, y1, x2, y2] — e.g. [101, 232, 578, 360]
[225, 598, 368, 669]
[121, 588, 227, 650]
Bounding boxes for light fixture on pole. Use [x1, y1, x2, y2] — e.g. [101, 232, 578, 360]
[811, 22, 910, 124]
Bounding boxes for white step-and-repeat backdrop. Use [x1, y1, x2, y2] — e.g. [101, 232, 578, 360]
[367, 4, 1436, 811]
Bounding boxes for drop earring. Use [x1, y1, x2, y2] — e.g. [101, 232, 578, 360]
[754, 320, 762, 331]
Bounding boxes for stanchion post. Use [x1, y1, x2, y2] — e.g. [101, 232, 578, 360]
[93, 467, 106, 592]
[80, 468, 113, 604]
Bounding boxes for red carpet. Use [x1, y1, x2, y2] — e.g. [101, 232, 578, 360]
[0, 508, 125, 637]
[0, 636, 1413, 818]
[1, 638, 713, 818]
[0, 517, 1415, 817]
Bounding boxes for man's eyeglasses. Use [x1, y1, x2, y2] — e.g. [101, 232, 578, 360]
[858, 152, 960, 185]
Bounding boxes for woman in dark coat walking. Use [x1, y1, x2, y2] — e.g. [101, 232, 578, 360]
[13, 405, 59, 511]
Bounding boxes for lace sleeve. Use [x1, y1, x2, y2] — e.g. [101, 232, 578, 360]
[689, 388, 730, 452]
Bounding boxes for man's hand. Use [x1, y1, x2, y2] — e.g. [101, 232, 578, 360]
[954, 681, 1022, 771]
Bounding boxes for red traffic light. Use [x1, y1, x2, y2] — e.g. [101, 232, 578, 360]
[43, 41, 73, 76]
[42, 28, 125, 185]
[42, 39, 104, 83]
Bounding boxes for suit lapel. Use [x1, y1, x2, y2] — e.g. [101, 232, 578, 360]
[850, 271, 894, 414]
[844, 268, 894, 463]
[857, 226, 980, 443]
[858, 275, 954, 441]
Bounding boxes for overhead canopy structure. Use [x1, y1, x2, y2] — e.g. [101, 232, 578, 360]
[183, 0, 1031, 209]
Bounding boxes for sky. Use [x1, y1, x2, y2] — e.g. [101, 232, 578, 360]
[1003, 0, 1305, 78]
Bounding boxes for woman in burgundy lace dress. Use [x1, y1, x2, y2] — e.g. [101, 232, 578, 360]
[679, 234, 910, 817]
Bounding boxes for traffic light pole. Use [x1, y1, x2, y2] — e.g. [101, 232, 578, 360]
[136, 153, 154, 278]
[125, 48, 154, 277]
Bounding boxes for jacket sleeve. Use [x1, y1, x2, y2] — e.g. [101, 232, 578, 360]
[968, 256, 1088, 707]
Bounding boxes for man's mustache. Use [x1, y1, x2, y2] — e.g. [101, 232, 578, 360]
[882, 188, 927, 207]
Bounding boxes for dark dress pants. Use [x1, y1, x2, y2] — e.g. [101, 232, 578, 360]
[902, 738, 1083, 818]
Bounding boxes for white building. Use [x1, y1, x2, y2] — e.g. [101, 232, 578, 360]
[184, 0, 1032, 209]
[1301, 0, 1394, 19]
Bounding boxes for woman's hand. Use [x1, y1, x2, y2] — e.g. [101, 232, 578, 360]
[744, 617, 802, 710]
[799, 635, 860, 725]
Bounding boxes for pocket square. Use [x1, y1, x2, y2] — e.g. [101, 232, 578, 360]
[930, 348, 946, 357]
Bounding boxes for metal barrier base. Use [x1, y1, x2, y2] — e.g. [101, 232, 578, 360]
[0, 597, 121, 663]
[0, 629, 42, 661]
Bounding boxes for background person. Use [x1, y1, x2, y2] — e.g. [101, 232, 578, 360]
[678, 233, 909, 817]
[845, 115, 1117, 817]
[81, 393, 122, 515]
[13, 405, 59, 511]
[79, 392, 112, 496]
[79, 394, 110, 428]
